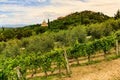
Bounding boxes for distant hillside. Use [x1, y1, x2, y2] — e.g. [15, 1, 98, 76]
[49, 10, 110, 30]
[0, 24, 27, 28]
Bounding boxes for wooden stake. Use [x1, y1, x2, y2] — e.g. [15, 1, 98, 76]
[63, 49, 70, 76]
[15, 66, 23, 80]
[116, 37, 119, 55]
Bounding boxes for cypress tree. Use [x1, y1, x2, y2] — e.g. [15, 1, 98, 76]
[115, 9, 120, 19]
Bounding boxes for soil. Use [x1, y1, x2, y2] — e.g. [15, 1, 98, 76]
[59, 58, 120, 80]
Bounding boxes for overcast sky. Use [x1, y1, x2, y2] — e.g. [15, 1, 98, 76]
[0, 0, 120, 26]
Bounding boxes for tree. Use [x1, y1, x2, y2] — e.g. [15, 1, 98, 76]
[115, 9, 120, 19]
[2, 29, 15, 41]
[2, 39, 22, 58]
[48, 19, 50, 29]
[26, 35, 54, 53]
[71, 25, 86, 43]
[88, 23, 104, 39]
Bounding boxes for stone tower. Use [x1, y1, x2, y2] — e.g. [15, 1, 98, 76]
[41, 20, 48, 27]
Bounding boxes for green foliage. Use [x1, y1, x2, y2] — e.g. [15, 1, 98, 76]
[70, 41, 86, 59]
[115, 9, 120, 19]
[2, 49, 66, 79]
[0, 69, 8, 80]
[86, 42, 95, 57]
[106, 19, 120, 31]
[0, 42, 6, 54]
[66, 35, 115, 62]
[54, 25, 86, 47]
[2, 39, 22, 58]
[0, 29, 15, 41]
[88, 22, 114, 39]
[99, 36, 115, 53]
[0, 25, 86, 60]
[0, 29, 118, 79]
[26, 35, 54, 53]
[71, 25, 86, 43]
[115, 30, 120, 42]
[50, 10, 110, 30]
[88, 23, 104, 39]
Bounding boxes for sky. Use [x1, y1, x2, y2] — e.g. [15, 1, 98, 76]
[0, 0, 120, 27]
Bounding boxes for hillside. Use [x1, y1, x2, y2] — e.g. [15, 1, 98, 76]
[0, 10, 111, 42]
[50, 10, 110, 30]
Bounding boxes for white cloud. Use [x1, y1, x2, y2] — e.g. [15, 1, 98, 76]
[0, 14, 8, 18]
[38, 0, 47, 2]
[0, 0, 8, 2]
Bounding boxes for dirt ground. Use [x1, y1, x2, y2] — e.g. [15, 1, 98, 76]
[60, 58, 120, 80]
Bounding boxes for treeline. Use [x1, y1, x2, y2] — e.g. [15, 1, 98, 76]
[88, 19, 120, 39]
[0, 25, 86, 58]
[0, 19, 120, 59]
[0, 25, 48, 41]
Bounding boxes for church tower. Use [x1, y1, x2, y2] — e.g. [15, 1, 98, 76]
[41, 20, 48, 27]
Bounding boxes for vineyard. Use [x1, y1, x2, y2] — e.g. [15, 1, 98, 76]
[1, 30, 120, 80]
[0, 11, 120, 80]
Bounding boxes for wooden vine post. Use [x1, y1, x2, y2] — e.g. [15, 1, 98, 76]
[115, 31, 120, 55]
[63, 49, 71, 76]
[116, 34, 119, 55]
[15, 66, 23, 80]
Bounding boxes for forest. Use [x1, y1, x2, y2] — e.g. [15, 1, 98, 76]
[0, 10, 120, 80]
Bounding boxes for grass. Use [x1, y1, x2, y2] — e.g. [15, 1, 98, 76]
[71, 54, 120, 67]
[71, 59, 102, 67]
[28, 76, 55, 80]
[28, 73, 65, 80]
[0, 55, 5, 69]
[105, 54, 120, 61]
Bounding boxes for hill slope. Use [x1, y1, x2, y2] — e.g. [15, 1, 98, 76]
[50, 10, 110, 30]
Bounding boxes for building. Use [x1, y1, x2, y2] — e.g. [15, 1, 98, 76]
[57, 16, 64, 20]
[41, 20, 48, 27]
